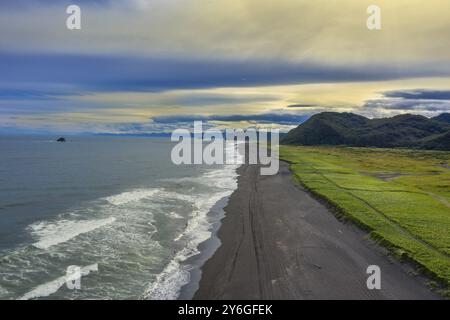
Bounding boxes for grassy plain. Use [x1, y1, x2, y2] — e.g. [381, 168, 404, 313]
[280, 146, 450, 292]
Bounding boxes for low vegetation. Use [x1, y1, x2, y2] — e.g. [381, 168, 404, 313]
[280, 146, 450, 294]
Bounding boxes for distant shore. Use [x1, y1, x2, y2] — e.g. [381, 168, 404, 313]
[193, 161, 439, 299]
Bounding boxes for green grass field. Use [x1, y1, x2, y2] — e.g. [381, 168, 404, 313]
[280, 146, 450, 293]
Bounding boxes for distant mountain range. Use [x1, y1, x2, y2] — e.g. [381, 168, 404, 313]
[282, 112, 450, 150]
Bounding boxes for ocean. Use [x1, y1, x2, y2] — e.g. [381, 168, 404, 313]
[0, 136, 241, 300]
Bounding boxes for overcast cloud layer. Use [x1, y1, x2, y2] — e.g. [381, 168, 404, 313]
[0, 0, 449, 133]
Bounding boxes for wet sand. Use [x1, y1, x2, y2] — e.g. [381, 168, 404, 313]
[194, 161, 440, 299]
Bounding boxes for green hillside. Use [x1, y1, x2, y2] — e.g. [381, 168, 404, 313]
[282, 112, 450, 150]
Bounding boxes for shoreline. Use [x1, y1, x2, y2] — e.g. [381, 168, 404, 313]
[178, 196, 229, 299]
[192, 161, 440, 299]
[177, 144, 243, 299]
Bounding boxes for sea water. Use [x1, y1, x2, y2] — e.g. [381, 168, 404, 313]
[0, 136, 241, 299]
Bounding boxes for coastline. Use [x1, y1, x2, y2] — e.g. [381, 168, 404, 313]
[192, 161, 440, 299]
[178, 196, 229, 299]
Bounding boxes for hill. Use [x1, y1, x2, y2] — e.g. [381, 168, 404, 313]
[432, 113, 450, 124]
[282, 112, 450, 150]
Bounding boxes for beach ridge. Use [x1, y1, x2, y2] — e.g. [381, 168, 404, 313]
[194, 162, 439, 299]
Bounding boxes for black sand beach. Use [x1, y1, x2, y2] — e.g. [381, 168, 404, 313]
[194, 161, 440, 300]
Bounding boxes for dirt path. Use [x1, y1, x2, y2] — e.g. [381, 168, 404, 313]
[194, 162, 440, 299]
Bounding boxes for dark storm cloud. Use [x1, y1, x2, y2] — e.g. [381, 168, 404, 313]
[0, 89, 79, 100]
[363, 99, 448, 112]
[1, 53, 449, 97]
[363, 89, 450, 112]
[383, 89, 450, 100]
[0, 0, 113, 9]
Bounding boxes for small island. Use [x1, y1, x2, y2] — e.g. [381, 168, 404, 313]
[56, 137, 66, 142]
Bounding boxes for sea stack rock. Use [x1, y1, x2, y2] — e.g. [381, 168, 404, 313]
[56, 137, 66, 142]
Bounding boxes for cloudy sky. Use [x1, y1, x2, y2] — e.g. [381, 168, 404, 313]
[0, 0, 449, 134]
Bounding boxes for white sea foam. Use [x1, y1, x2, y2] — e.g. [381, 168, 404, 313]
[30, 217, 116, 250]
[167, 211, 184, 219]
[27, 188, 169, 251]
[104, 189, 160, 206]
[143, 146, 240, 300]
[143, 191, 231, 300]
[18, 263, 98, 300]
[0, 285, 8, 296]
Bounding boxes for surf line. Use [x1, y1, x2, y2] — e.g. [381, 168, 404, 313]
[18, 263, 98, 300]
[171, 120, 279, 176]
